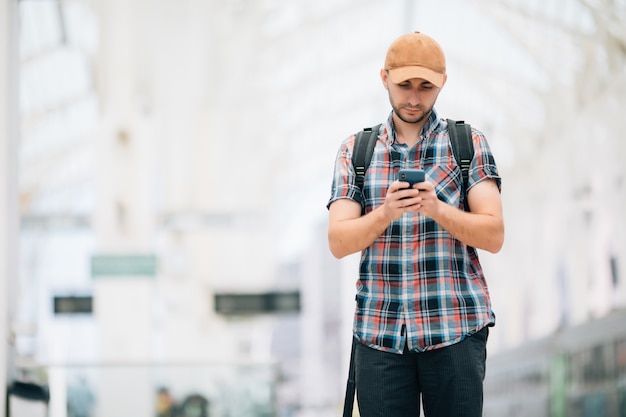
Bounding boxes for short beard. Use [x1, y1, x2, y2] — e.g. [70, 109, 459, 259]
[394, 108, 430, 124]
[389, 95, 433, 125]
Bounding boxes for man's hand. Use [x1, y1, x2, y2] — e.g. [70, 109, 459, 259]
[383, 180, 424, 220]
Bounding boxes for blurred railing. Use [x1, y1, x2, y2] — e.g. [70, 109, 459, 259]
[10, 361, 277, 417]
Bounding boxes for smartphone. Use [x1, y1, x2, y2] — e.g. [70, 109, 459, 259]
[397, 169, 425, 188]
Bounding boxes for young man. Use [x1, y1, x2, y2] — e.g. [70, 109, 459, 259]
[327, 31, 504, 417]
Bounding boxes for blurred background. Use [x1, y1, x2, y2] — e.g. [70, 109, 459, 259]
[1, 0, 625, 416]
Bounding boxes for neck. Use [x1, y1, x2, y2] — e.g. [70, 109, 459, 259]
[393, 113, 427, 147]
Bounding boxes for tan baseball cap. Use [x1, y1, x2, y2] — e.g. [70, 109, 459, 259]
[384, 31, 446, 87]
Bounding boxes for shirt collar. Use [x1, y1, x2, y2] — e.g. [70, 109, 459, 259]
[383, 108, 441, 145]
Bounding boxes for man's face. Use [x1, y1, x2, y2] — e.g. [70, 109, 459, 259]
[381, 70, 444, 125]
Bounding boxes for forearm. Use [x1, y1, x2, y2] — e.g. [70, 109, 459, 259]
[430, 201, 504, 253]
[328, 205, 392, 259]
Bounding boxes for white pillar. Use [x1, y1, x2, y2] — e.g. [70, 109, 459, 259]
[91, 0, 157, 413]
[1, 0, 19, 415]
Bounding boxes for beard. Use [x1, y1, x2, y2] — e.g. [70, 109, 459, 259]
[390, 95, 433, 125]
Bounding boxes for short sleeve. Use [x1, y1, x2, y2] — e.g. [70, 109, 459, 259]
[467, 128, 501, 192]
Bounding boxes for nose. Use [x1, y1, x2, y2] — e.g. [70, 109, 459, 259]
[408, 88, 421, 106]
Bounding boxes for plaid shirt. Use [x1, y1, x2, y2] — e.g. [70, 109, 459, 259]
[328, 110, 500, 354]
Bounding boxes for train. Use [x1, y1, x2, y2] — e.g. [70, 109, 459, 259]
[483, 308, 626, 417]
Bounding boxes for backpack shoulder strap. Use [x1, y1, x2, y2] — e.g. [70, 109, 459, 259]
[352, 124, 381, 191]
[342, 337, 357, 417]
[447, 119, 474, 211]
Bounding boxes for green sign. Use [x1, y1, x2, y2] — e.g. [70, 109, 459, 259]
[91, 254, 157, 277]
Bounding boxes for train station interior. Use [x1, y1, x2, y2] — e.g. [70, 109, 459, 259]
[1, 0, 625, 416]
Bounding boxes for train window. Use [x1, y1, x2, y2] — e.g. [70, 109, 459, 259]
[617, 338, 626, 375]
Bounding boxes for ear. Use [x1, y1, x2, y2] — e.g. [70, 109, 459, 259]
[380, 68, 389, 90]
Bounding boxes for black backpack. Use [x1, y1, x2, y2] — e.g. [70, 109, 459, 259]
[351, 118, 474, 211]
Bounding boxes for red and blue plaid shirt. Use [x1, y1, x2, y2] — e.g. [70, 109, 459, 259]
[328, 110, 500, 354]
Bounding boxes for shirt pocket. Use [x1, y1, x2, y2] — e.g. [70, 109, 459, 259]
[424, 163, 463, 208]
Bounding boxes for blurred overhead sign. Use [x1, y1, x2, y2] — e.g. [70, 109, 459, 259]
[53, 295, 93, 314]
[90, 254, 157, 277]
[214, 291, 300, 315]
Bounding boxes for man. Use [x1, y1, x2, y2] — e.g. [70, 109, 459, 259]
[327, 31, 504, 417]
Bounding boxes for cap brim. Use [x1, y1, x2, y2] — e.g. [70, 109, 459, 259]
[388, 66, 445, 87]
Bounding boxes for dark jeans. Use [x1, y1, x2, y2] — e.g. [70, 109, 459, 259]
[355, 326, 489, 417]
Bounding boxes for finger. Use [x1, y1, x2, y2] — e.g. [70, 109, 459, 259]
[391, 180, 403, 191]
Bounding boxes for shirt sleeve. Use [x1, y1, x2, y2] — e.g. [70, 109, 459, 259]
[326, 134, 364, 210]
[467, 128, 501, 192]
